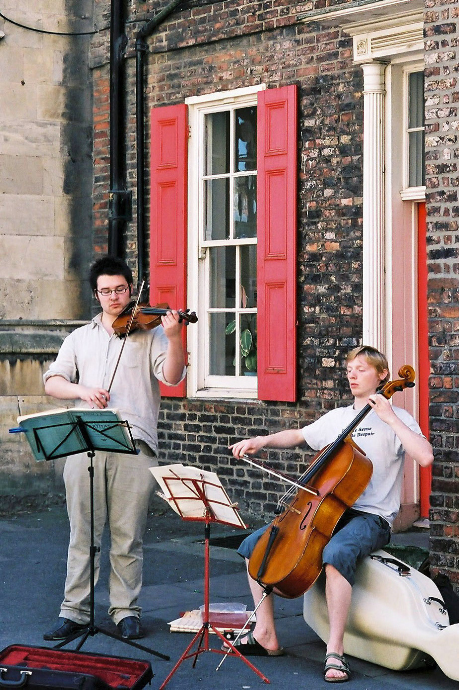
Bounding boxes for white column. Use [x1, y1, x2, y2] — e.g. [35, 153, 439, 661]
[362, 61, 387, 351]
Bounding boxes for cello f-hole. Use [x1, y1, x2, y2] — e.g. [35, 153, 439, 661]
[300, 502, 313, 530]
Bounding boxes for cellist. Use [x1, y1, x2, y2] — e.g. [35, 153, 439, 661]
[229, 346, 433, 683]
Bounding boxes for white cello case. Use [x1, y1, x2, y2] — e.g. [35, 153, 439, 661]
[303, 549, 459, 681]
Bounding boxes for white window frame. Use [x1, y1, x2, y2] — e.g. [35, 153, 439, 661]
[400, 63, 426, 201]
[186, 85, 265, 399]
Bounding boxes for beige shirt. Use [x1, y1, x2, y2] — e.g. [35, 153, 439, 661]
[43, 313, 185, 453]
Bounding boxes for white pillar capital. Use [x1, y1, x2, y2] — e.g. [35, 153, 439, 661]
[361, 61, 388, 92]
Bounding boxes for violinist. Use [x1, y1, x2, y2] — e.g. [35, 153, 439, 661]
[229, 346, 433, 683]
[43, 255, 186, 643]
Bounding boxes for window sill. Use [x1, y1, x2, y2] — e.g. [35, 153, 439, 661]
[400, 186, 425, 201]
[192, 387, 258, 400]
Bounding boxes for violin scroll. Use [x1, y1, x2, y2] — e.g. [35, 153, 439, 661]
[176, 308, 198, 325]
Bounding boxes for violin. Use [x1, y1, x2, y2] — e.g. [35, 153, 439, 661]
[247, 365, 416, 599]
[112, 301, 198, 337]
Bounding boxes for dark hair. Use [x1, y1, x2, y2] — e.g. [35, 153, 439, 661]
[89, 256, 133, 291]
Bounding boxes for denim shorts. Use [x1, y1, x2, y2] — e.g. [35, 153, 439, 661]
[322, 509, 391, 585]
[237, 508, 391, 587]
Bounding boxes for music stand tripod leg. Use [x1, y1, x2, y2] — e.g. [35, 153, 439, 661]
[159, 514, 269, 688]
[215, 585, 272, 681]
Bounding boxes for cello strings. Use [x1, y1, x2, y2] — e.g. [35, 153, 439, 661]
[277, 448, 328, 506]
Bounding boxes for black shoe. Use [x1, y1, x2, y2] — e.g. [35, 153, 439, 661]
[43, 617, 87, 641]
[117, 616, 144, 640]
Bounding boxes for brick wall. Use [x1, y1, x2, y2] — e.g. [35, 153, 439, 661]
[424, 1, 459, 585]
[90, 0, 364, 520]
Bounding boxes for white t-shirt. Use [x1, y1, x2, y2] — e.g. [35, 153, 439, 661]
[301, 404, 422, 525]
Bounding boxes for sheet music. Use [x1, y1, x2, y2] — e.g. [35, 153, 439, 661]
[150, 464, 246, 528]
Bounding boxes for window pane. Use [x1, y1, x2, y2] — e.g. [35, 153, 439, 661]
[209, 246, 236, 308]
[240, 245, 257, 308]
[210, 312, 235, 375]
[234, 175, 257, 239]
[408, 72, 425, 187]
[204, 178, 229, 240]
[205, 111, 230, 175]
[409, 131, 425, 187]
[240, 313, 257, 374]
[408, 72, 424, 129]
[235, 107, 257, 172]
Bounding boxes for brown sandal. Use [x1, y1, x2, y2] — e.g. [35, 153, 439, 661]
[324, 652, 351, 683]
[221, 631, 284, 657]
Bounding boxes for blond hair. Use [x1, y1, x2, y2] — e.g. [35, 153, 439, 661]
[346, 346, 390, 383]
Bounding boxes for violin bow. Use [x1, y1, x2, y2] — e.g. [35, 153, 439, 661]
[107, 279, 145, 393]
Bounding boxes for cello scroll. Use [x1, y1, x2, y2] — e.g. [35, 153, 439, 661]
[378, 365, 415, 400]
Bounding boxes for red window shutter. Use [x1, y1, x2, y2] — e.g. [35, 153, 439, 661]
[257, 86, 298, 402]
[150, 103, 188, 397]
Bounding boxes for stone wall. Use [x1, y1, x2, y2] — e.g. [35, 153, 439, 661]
[0, 1, 94, 509]
[0, 0, 94, 320]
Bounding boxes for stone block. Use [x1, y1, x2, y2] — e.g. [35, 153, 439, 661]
[0, 357, 56, 397]
[24, 46, 55, 85]
[0, 46, 24, 83]
[0, 394, 66, 499]
[42, 156, 64, 196]
[0, 121, 60, 157]
[0, 278, 87, 320]
[0, 83, 37, 121]
[0, 194, 54, 235]
[0, 154, 43, 194]
[0, 236, 65, 280]
[37, 84, 66, 121]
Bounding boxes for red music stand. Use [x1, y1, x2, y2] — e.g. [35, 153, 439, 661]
[150, 464, 270, 688]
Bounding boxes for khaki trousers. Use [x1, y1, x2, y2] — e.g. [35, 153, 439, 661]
[60, 442, 157, 625]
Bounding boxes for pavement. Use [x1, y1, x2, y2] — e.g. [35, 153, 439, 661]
[1, 503, 458, 690]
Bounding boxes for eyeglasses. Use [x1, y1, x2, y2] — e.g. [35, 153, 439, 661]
[96, 286, 129, 296]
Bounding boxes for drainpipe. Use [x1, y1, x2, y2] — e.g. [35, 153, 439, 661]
[135, 0, 183, 287]
[108, 0, 131, 258]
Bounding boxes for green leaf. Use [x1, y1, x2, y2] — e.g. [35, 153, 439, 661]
[240, 328, 253, 357]
[245, 353, 257, 372]
[225, 320, 236, 335]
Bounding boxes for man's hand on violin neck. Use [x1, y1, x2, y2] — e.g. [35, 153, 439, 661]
[161, 310, 183, 339]
[80, 386, 110, 409]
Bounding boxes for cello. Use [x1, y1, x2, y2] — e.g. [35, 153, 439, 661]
[248, 365, 416, 599]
